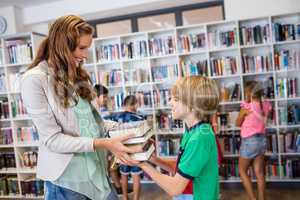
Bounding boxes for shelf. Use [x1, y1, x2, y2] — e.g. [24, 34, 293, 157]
[149, 53, 177, 60]
[242, 71, 274, 76]
[219, 101, 242, 106]
[0, 168, 18, 174]
[0, 118, 11, 122]
[211, 74, 241, 79]
[156, 129, 184, 135]
[273, 39, 300, 45]
[12, 116, 31, 121]
[121, 57, 149, 63]
[275, 68, 300, 73]
[240, 43, 272, 49]
[0, 144, 14, 148]
[280, 153, 300, 156]
[96, 60, 121, 65]
[5, 62, 32, 68]
[278, 124, 300, 129]
[209, 46, 238, 53]
[18, 167, 37, 174]
[15, 142, 39, 147]
[0, 195, 43, 199]
[276, 97, 300, 101]
[178, 49, 207, 56]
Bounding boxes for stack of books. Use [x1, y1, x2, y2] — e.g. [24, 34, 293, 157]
[109, 121, 154, 161]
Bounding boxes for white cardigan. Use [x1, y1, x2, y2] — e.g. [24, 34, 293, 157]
[21, 61, 97, 181]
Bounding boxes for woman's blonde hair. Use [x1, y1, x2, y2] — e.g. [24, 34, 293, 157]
[29, 15, 95, 107]
[171, 76, 219, 121]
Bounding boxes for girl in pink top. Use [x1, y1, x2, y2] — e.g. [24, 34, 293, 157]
[236, 81, 272, 200]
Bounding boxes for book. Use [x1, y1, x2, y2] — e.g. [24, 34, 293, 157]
[109, 120, 153, 144]
[130, 143, 155, 161]
[96, 43, 120, 62]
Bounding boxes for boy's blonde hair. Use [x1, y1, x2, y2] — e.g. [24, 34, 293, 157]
[171, 76, 219, 120]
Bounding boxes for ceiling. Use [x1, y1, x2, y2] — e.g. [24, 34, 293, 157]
[0, 0, 64, 8]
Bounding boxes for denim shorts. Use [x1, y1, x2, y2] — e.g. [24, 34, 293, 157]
[44, 181, 119, 200]
[240, 134, 267, 159]
[119, 164, 142, 175]
[173, 194, 193, 200]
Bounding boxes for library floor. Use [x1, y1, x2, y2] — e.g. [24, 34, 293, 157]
[137, 183, 300, 200]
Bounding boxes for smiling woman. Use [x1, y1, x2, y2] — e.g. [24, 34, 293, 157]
[21, 15, 141, 200]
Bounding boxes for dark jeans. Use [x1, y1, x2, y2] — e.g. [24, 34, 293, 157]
[44, 181, 119, 200]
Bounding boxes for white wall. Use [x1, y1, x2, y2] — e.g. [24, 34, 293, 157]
[225, 0, 300, 20]
[0, 6, 18, 35]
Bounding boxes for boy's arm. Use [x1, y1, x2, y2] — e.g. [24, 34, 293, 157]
[149, 156, 176, 174]
[139, 162, 189, 197]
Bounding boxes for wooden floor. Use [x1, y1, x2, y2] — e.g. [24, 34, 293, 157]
[136, 183, 300, 200]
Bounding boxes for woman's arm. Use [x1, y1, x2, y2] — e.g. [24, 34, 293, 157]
[21, 73, 140, 165]
[139, 162, 189, 197]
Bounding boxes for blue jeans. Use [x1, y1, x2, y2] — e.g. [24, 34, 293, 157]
[44, 181, 119, 200]
[119, 164, 142, 175]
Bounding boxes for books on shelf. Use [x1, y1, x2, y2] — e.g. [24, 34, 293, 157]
[239, 24, 271, 46]
[178, 59, 208, 77]
[282, 159, 300, 178]
[0, 128, 13, 145]
[97, 70, 123, 87]
[158, 137, 180, 156]
[266, 134, 279, 154]
[148, 36, 176, 56]
[210, 56, 238, 76]
[124, 68, 150, 85]
[272, 23, 299, 42]
[19, 151, 38, 169]
[218, 135, 240, 155]
[11, 97, 27, 118]
[217, 112, 239, 130]
[0, 152, 16, 169]
[5, 40, 33, 64]
[208, 28, 238, 49]
[178, 33, 206, 53]
[0, 176, 19, 196]
[21, 178, 44, 197]
[219, 83, 241, 103]
[96, 43, 120, 62]
[110, 92, 124, 111]
[276, 77, 298, 98]
[0, 98, 10, 119]
[8, 72, 23, 93]
[278, 104, 300, 125]
[129, 91, 153, 108]
[89, 71, 97, 85]
[151, 64, 178, 82]
[156, 113, 184, 130]
[241, 53, 272, 73]
[16, 126, 39, 144]
[153, 89, 170, 108]
[0, 47, 3, 65]
[265, 77, 275, 99]
[121, 40, 148, 59]
[274, 48, 300, 71]
[0, 73, 7, 93]
[279, 130, 300, 153]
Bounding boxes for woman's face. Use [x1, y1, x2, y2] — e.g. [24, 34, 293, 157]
[72, 34, 93, 66]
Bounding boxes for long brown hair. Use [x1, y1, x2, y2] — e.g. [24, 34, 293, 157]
[29, 15, 95, 107]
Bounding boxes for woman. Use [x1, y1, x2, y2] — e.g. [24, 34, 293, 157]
[21, 15, 140, 200]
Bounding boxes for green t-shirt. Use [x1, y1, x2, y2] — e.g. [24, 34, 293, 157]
[177, 122, 219, 200]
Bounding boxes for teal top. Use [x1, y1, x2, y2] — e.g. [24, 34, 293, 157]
[177, 122, 219, 200]
[53, 97, 111, 200]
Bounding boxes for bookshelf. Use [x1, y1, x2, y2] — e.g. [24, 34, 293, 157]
[0, 32, 45, 199]
[86, 12, 300, 183]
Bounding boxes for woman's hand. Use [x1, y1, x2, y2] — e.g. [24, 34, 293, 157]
[94, 133, 143, 166]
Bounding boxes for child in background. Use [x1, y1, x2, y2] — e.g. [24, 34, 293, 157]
[116, 95, 144, 200]
[236, 81, 272, 200]
[138, 76, 220, 200]
[94, 84, 133, 196]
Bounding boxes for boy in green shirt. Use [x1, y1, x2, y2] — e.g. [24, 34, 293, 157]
[138, 76, 220, 200]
